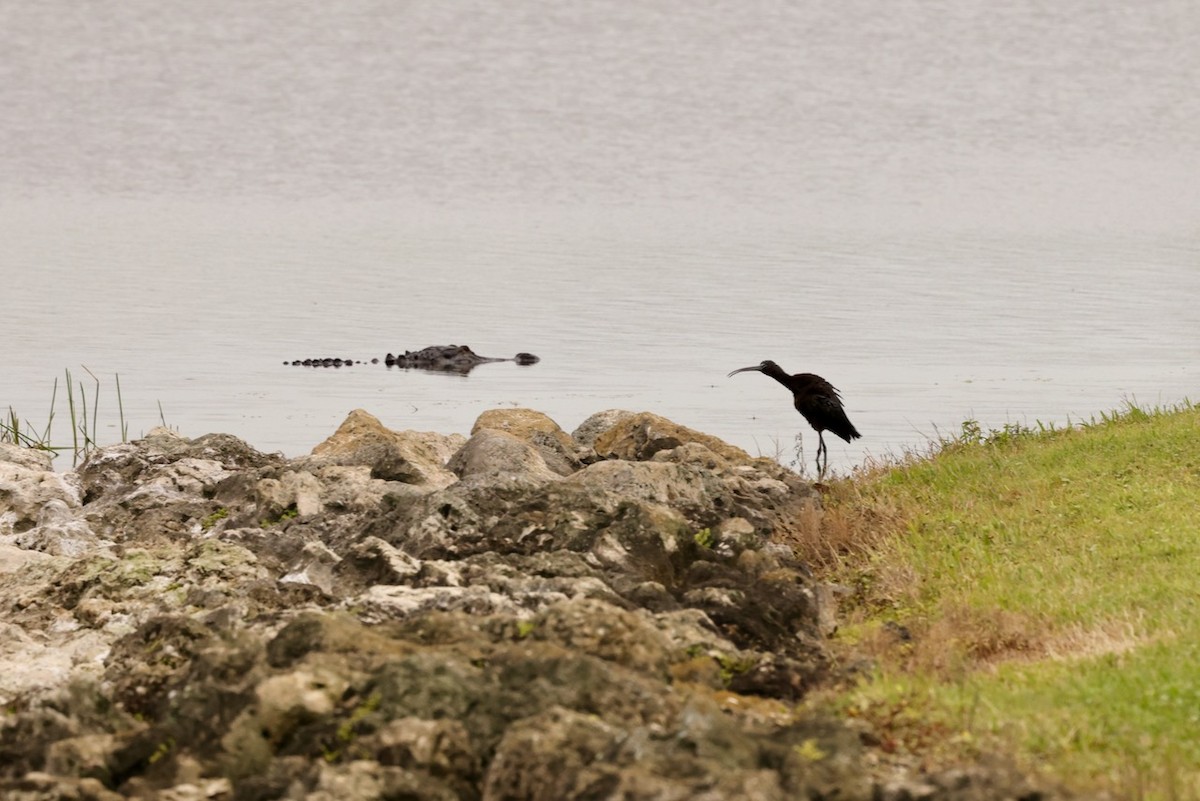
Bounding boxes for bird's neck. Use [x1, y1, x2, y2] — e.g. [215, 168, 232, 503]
[762, 363, 792, 387]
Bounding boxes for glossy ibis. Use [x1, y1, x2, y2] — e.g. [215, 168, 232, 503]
[728, 360, 861, 477]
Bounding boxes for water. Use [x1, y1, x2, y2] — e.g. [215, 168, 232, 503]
[3, 1, 1198, 473]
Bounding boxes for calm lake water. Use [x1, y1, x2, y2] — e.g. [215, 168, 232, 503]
[3, 1, 1198, 474]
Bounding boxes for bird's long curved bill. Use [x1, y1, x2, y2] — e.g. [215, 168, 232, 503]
[727, 365, 763, 377]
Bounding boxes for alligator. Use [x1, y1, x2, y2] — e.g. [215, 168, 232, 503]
[284, 345, 539, 375]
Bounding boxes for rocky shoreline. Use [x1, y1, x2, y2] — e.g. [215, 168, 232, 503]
[0, 409, 1055, 800]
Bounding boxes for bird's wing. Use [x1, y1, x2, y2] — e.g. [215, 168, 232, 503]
[795, 374, 844, 404]
[793, 374, 859, 439]
[803, 390, 848, 418]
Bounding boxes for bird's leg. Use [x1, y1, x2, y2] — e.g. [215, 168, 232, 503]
[816, 432, 827, 479]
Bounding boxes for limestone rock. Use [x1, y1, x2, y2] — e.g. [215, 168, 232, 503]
[447, 429, 563, 487]
[472, 408, 571, 446]
[11, 498, 102, 557]
[0, 456, 83, 535]
[571, 409, 637, 452]
[0, 442, 54, 471]
[591, 410, 759, 465]
[482, 706, 624, 801]
[365, 717, 478, 778]
[0, 542, 57, 574]
[472, 408, 582, 475]
[527, 597, 674, 676]
[336, 536, 422, 587]
[73, 431, 279, 543]
[310, 409, 459, 488]
[255, 470, 324, 520]
[562, 459, 733, 525]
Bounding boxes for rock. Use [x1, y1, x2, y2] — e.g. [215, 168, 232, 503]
[0, 772, 125, 801]
[0, 623, 111, 706]
[72, 431, 279, 544]
[482, 706, 624, 801]
[134, 426, 190, 457]
[44, 733, 117, 781]
[306, 760, 461, 801]
[562, 459, 733, 526]
[0, 408, 1062, 801]
[650, 440, 734, 471]
[278, 539, 341, 594]
[310, 464, 425, 512]
[472, 408, 571, 446]
[366, 716, 478, 779]
[472, 408, 582, 475]
[590, 410, 760, 466]
[578, 413, 822, 533]
[527, 597, 674, 677]
[0, 443, 55, 471]
[309, 409, 460, 488]
[447, 429, 563, 487]
[0, 542, 57, 574]
[0, 455, 83, 535]
[814, 582, 853, 638]
[255, 667, 352, 741]
[11, 498, 102, 557]
[353, 584, 526, 622]
[336, 536, 422, 587]
[571, 410, 637, 452]
[156, 777, 233, 801]
[254, 470, 324, 520]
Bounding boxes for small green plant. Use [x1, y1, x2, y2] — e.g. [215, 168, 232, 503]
[201, 508, 230, 530]
[336, 692, 382, 744]
[793, 738, 828, 762]
[715, 653, 757, 686]
[515, 620, 537, 639]
[261, 507, 299, 528]
[693, 527, 714, 549]
[146, 737, 175, 765]
[937, 417, 1042, 453]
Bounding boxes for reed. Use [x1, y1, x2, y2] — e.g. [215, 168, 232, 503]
[1, 368, 151, 465]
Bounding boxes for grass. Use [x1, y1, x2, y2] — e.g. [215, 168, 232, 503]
[789, 401, 1200, 798]
[2, 368, 150, 465]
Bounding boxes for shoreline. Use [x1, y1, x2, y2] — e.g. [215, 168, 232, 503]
[0, 406, 1059, 799]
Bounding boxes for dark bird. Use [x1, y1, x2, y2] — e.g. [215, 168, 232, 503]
[727, 360, 861, 477]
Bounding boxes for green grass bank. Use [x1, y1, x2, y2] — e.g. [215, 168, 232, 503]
[806, 402, 1200, 799]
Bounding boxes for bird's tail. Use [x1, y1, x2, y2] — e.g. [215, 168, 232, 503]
[839, 424, 862, 442]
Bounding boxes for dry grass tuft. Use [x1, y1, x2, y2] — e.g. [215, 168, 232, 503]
[775, 476, 911, 574]
[1041, 615, 1154, 663]
[847, 605, 1048, 681]
[846, 606, 1151, 681]
[913, 605, 1046, 674]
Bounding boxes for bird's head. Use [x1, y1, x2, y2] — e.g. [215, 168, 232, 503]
[727, 360, 779, 378]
